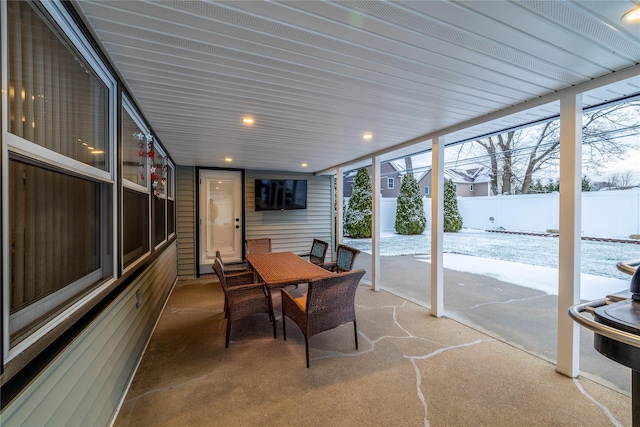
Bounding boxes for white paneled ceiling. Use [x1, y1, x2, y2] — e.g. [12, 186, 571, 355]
[73, 0, 640, 173]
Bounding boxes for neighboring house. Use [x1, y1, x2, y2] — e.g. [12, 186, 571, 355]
[445, 167, 493, 197]
[343, 163, 403, 197]
[416, 166, 492, 198]
[344, 164, 493, 198]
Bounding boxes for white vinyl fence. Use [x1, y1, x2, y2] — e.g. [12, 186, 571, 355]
[348, 188, 640, 238]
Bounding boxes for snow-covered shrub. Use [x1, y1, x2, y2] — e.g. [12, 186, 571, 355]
[444, 179, 463, 232]
[344, 168, 372, 238]
[395, 174, 426, 235]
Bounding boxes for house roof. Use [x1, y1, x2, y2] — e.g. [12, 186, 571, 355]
[74, 1, 640, 173]
[445, 167, 492, 184]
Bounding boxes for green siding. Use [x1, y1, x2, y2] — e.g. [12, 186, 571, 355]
[177, 166, 196, 277]
[246, 171, 334, 259]
[1, 244, 177, 427]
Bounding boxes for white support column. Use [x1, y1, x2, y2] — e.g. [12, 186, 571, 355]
[371, 156, 381, 291]
[336, 168, 344, 250]
[557, 91, 582, 378]
[431, 137, 444, 317]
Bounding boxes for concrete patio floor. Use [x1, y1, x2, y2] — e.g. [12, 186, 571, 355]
[352, 252, 633, 396]
[114, 273, 632, 426]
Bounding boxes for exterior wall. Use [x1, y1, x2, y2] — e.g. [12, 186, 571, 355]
[246, 171, 334, 259]
[343, 163, 401, 198]
[418, 171, 491, 198]
[417, 171, 433, 198]
[1, 244, 177, 426]
[177, 166, 196, 277]
[456, 182, 491, 197]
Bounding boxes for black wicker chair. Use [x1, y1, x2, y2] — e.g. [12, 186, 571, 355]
[300, 239, 329, 266]
[245, 238, 272, 254]
[213, 258, 276, 347]
[281, 269, 366, 367]
[215, 250, 250, 274]
[323, 244, 361, 273]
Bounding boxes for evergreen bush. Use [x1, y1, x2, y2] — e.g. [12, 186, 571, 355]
[344, 168, 372, 238]
[444, 179, 463, 232]
[395, 174, 426, 235]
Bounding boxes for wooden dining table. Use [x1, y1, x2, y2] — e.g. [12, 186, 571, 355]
[246, 251, 333, 289]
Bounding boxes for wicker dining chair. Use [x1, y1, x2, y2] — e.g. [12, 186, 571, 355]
[215, 251, 253, 318]
[323, 244, 361, 273]
[245, 238, 272, 254]
[213, 258, 276, 347]
[281, 269, 366, 367]
[215, 250, 250, 274]
[301, 239, 329, 266]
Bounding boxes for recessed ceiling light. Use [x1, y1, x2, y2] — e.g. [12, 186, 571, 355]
[242, 117, 254, 125]
[301, 163, 308, 167]
[622, 6, 640, 22]
[224, 157, 232, 162]
[362, 132, 373, 140]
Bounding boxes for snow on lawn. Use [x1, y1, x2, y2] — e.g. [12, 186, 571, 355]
[345, 228, 635, 300]
[415, 253, 628, 301]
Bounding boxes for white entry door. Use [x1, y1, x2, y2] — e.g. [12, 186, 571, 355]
[199, 170, 243, 273]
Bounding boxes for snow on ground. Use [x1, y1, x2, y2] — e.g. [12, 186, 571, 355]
[346, 228, 635, 300]
[414, 253, 628, 301]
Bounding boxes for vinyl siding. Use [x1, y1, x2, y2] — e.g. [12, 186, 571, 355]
[246, 171, 334, 260]
[177, 166, 196, 277]
[1, 244, 177, 427]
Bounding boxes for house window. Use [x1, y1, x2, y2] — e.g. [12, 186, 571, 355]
[6, 0, 115, 348]
[122, 100, 150, 268]
[122, 103, 147, 187]
[470, 184, 474, 192]
[8, 1, 109, 172]
[424, 186, 430, 195]
[9, 158, 113, 344]
[454, 184, 458, 191]
[123, 188, 149, 267]
[152, 142, 167, 247]
[387, 177, 394, 189]
[167, 162, 176, 237]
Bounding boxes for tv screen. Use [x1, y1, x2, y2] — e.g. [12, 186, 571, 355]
[255, 179, 307, 211]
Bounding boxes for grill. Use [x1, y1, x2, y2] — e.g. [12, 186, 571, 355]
[570, 263, 640, 426]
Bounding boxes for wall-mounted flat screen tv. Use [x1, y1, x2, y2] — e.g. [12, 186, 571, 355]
[255, 179, 307, 211]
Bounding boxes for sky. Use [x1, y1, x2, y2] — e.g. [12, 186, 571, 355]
[391, 137, 640, 186]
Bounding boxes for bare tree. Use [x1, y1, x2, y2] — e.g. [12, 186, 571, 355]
[456, 101, 639, 194]
[609, 171, 636, 189]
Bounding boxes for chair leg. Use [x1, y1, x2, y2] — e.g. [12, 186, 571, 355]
[353, 319, 358, 350]
[282, 315, 287, 341]
[281, 289, 287, 341]
[225, 319, 232, 348]
[305, 336, 310, 368]
[272, 314, 277, 339]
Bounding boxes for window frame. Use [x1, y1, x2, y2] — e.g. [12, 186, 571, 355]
[2, 0, 118, 363]
[424, 186, 430, 196]
[121, 95, 151, 273]
[166, 160, 176, 239]
[387, 177, 394, 189]
[152, 142, 168, 249]
[470, 184, 474, 192]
